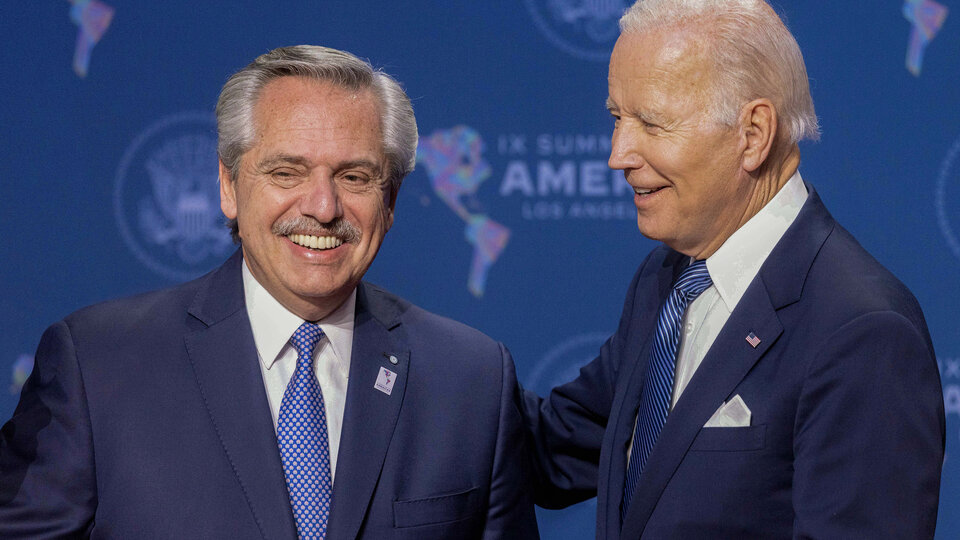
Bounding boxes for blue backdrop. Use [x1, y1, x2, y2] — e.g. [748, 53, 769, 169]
[2, 1, 958, 537]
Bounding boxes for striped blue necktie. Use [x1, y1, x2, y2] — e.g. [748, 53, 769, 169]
[278, 322, 333, 539]
[621, 259, 712, 522]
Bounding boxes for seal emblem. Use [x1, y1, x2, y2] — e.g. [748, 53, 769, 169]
[527, 331, 610, 395]
[114, 112, 234, 280]
[936, 134, 960, 264]
[523, 0, 626, 62]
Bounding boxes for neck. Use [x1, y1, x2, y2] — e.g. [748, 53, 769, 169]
[285, 297, 345, 323]
[242, 255, 353, 323]
[689, 145, 801, 260]
[749, 145, 801, 214]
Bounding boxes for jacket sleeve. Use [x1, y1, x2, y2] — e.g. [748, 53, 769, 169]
[521, 255, 653, 509]
[481, 343, 541, 539]
[792, 310, 944, 539]
[0, 321, 97, 538]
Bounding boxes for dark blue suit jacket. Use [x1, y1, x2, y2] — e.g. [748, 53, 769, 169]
[0, 251, 538, 539]
[525, 186, 945, 539]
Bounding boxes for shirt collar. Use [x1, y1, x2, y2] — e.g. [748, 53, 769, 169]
[241, 260, 355, 376]
[705, 171, 808, 312]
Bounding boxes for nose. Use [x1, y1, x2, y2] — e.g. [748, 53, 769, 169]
[299, 173, 342, 224]
[608, 123, 644, 171]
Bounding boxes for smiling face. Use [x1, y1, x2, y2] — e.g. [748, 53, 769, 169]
[607, 30, 756, 259]
[220, 76, 393, 320]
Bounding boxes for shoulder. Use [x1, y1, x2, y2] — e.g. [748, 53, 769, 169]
[60, 271, 211, 346]
[808, 222, 928, 332]
[763, 209, 937, 380]
[359, 282, 504, 359]
[773, 187, 927, 331]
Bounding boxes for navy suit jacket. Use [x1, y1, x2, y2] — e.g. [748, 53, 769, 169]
[525, 186, 945, 539]
[0, 251, 538, 539]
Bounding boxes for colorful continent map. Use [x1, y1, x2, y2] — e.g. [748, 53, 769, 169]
[903, 0, 948, 76]
[417, 126, 510, 298]
[70, 0, 115, 77]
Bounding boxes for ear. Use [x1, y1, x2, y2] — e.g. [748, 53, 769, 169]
[219, 160, 238, 219]
[739, 98, 777, 173]
[383, 183, 397, 231]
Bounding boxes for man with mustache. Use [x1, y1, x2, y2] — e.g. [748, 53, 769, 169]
[524, 0, 945, 538]
[0, 45, 538, 539]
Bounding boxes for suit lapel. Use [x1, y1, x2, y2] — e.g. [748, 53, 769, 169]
[183, 250, 298, 540]
[620, 278, 783, 537]
[326, 283, 409, 540]
[619, 184, 835, 537]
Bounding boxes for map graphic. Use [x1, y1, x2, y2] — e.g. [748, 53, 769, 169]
[417, 126, 510, 298]
[10, 354, 33, 395]
[903, 0, 948, 76]
[69, 0, 115, 77]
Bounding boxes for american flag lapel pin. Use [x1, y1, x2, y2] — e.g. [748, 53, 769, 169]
[745, 332, 761, 348]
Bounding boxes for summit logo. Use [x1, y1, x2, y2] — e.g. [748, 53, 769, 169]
[524, 0, 627, 62]
[416, 125, 633, 297]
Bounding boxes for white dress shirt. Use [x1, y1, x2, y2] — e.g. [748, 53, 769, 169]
[671, 172, 808, 407]
[627, 173, 807, 462]
[242, 262, 354, 481]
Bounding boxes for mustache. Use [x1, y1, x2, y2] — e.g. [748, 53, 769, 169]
[272, 216, 361, 244]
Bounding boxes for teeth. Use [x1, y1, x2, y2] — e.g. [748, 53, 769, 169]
[287, 234, 344, 250]
[635, 187, 659, 195]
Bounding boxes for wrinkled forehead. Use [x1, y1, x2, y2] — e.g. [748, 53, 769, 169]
[252, 76, 381, 132]
[608, 29, 715, 109]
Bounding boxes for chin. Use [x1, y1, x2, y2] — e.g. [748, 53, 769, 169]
[635, 222, 662, 242]
[302, 279, 358, 300]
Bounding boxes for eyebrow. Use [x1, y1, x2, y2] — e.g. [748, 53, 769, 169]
[606, 99, 670, 126]
[337, 159, 382, 173]
[256, 154, 312, 170]
[256, 155, 381, 174]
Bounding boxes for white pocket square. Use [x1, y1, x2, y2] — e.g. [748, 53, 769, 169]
[704, 394, 752, 428]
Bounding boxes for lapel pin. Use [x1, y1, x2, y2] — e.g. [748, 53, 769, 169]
[375, 366, 397, 395]
[383, 352, 399, 365]
[745, 332, 761, 348]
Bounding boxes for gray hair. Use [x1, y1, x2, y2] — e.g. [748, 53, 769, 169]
[620, 0, 819, 147]
[216, 45, 418, 241]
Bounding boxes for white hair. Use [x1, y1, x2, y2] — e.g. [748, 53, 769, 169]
[216, 45, 418, 241]
[620, 0, 820, 146]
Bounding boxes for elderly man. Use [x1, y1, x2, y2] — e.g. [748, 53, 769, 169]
[0, 46, 538, 539]
[524, 1, 945, 538]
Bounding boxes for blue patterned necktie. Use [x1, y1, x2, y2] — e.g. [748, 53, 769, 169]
[621, 259, 712, 522]
[278, 322, 333, 539]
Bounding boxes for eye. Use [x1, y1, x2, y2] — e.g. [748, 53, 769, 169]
[268, 169, 304, 186]
[269, 168, 300, 178]
[337, 170, 383, 191]
[642, 120, 664, 134]
[608, 113, 621, 130]
[342, 172, 371, 183]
